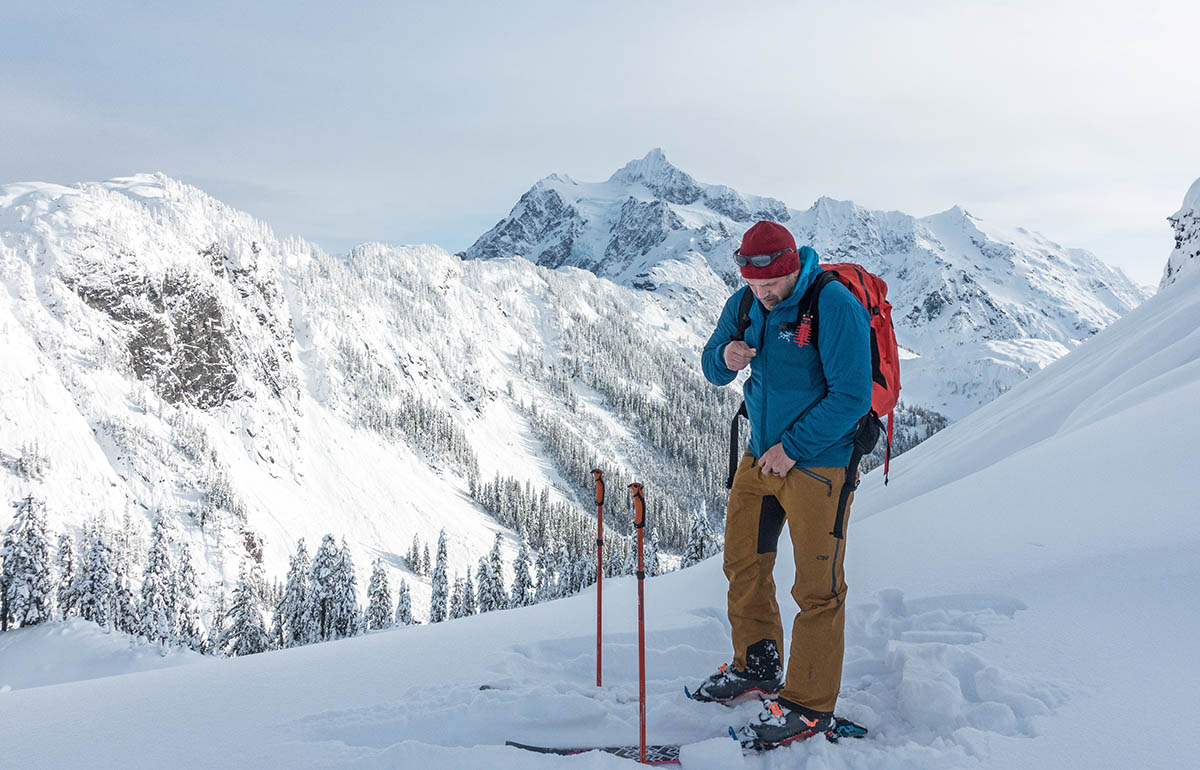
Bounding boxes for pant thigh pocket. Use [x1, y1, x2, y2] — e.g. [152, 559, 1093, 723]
[796, 467, 833, 497]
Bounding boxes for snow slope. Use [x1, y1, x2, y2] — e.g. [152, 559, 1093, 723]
[0, 618, 204, 691]
[2, 221, 1196, 767]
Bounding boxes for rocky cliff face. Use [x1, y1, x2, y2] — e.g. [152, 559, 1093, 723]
[1162, 177, 1200, 290]
[461, 150, 1149, 419]
[1, 178, 299, 414]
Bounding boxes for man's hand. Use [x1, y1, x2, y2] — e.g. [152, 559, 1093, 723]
[757, 443, 796, 477]
[724, 341, 757, 371]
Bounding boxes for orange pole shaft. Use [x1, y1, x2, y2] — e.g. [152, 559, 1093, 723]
[629, 482, 647, 764]
[592, 469, 605, 688]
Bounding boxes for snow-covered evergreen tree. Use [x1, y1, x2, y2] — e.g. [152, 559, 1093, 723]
[307, 534, 341, 640]
[534, 545, 552, 603]
[395, 579, 413, 626]
[449, 576, 465, 620]
[56, 532, 78, 620]
[406, 534, 421, 573]
[475, 557, 496, 614]
[510, 540, 533, 608]
[116, 510, 145, 580]
[429, 530, 448, 624]
[574, 552, 592, 593]
[72, 520, 117, 629]
[113, 573, 139, 635]
[175, 545, 203, 651]
[682, 506, 711, 568]
[0, 495, 53, 630]
[206, 583, 228, 655]
[461, 570, 476, 617]
[422, 543, 431, 576]
[622, 535, 638, 576]
[487, 533, 507, 609]
[272, 538, 312, 647]
[334, 540, 359, 638]
[645, 529, 661, 578]
[138, 514, 177, 649]
[365, 558, 393, 630]
[554, 546, 572, 598]
[218, 562, 270, 656]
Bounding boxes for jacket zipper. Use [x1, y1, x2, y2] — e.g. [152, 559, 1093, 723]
[758, 302, 769, 456]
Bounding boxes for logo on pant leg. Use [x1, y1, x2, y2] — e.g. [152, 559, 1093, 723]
[816, 555, 829, 561]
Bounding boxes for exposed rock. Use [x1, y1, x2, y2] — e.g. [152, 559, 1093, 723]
[1162, 177, 1200, 290]
[604, 198, 683, 265]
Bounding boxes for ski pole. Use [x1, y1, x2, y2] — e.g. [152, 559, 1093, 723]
[592, 468, 605, 688]
[629, 482, 647, 764]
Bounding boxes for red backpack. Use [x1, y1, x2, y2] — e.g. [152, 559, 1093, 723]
[812, 262, 901, 421]
[726, 262, 901, 537]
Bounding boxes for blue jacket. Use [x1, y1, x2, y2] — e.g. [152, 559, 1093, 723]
[702, 249, 873, 467]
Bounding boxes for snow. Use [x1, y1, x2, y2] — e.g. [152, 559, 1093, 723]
[0, 618, 205, 691]
[1, 248, 1196, 767]
[678, 736, 744, 768]
[1176, 175, 1200, 218]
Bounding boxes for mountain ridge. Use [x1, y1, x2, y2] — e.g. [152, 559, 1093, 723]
[462, 150, 1149, 419]
[0, 172, 742, 630]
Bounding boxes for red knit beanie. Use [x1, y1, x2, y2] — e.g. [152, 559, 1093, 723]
[737, 221, 800, 279]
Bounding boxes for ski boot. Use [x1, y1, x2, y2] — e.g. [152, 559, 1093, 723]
[743, 697, 834, 748]
[687, 639, 782, 704]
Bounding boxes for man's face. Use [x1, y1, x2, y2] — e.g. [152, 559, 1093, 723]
[746, 271, 800, 311]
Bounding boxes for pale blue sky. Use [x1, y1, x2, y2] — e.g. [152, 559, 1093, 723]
[3, 0, 1198, 285]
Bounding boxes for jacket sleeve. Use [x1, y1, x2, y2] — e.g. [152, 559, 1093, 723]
[701, 289, 746, 386]
[780, 283, 873, 461]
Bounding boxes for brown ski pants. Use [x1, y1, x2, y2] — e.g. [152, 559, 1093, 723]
[724, 454, 853, 712]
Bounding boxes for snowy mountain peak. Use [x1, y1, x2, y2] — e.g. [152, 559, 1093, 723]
[103, 172, 173, 199]
[534, 172, 577, 189]
[920, 204, 980, 231]
[607, 147, 672, 183]
[1162, 176, 1200, 290]
[606, 148, 703, 205]
[808, 195, 864, 216]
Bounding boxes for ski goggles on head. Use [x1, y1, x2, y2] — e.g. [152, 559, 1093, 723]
[732, 247, 796, 267]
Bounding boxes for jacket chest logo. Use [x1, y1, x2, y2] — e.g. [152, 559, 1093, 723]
[776, 315, 814, 348]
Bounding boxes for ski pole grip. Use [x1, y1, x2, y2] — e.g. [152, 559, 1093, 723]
[629, 483, 645, 529]
[592, 468, 605, 506]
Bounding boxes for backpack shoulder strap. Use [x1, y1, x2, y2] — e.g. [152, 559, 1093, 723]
[798, 268, 837, 319]
[731, 286, 755, 341]
[780, 268, 837, 351]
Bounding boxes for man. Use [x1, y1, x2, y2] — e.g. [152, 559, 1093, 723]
[695, 220, 872, 746]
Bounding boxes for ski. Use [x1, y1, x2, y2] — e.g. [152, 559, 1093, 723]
[504, 740, 685, 764]
[505, 718, 867, 764]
